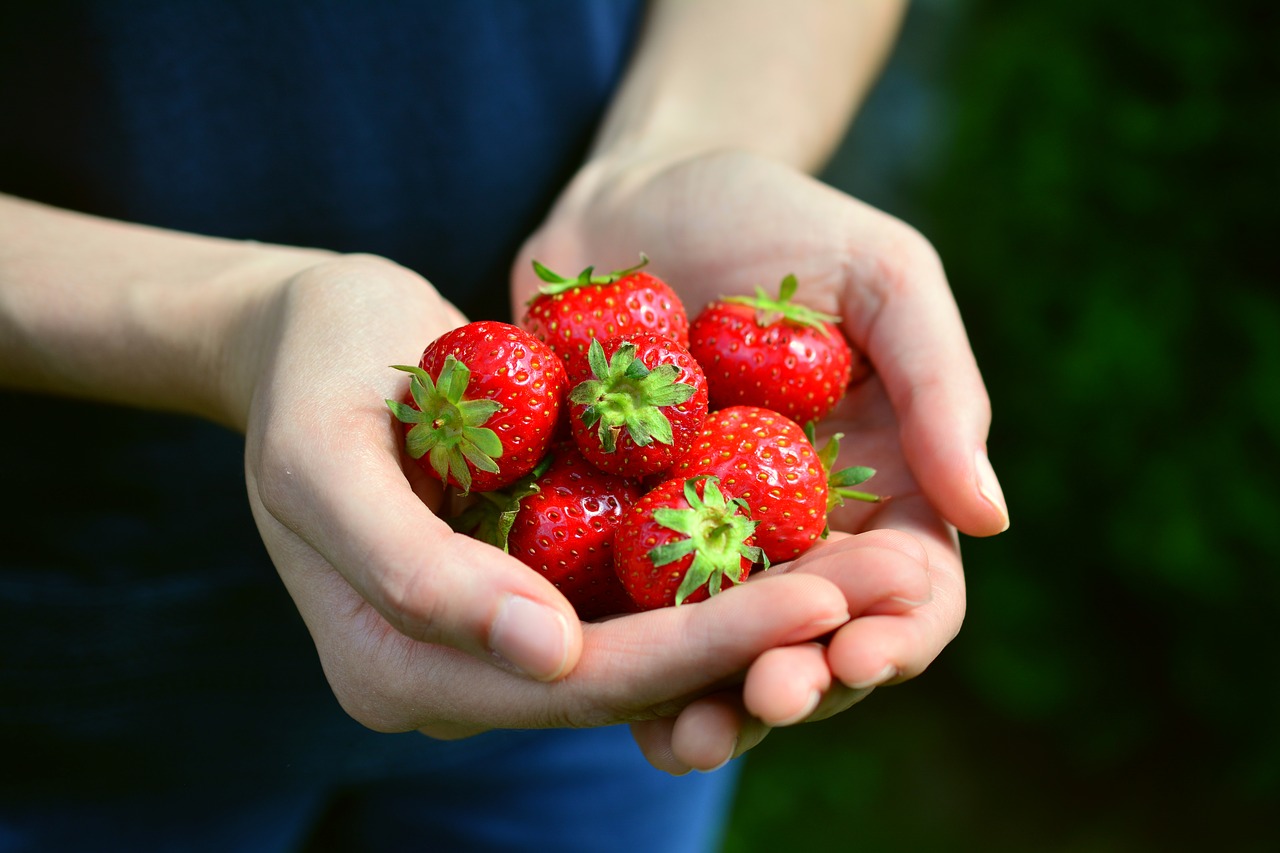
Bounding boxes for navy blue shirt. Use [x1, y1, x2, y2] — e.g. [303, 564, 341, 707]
[0, 0, 644, 795]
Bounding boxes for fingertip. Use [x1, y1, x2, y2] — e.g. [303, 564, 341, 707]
[630, 719, 693, 776]
[743, 644, 830, 726]
[845, 662, 900, 691]
[488, 593, 578, 682]
[670, 697, 746, 772]
[826, 615, 919, 689]
[784, 538, 931, 617]
[973, 448, 1011, 534]
[377, 528, 584, 682]
[902, 412, 1009, 536]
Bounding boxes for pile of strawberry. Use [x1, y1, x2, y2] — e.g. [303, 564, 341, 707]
[386, 257, 882, 619]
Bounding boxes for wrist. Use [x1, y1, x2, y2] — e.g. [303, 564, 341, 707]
[0, 193, 335, 428]
[193, 245, 339, 430]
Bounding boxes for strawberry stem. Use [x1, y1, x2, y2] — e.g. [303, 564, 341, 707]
[804, 423, 884, 511]
[385, 356, 504, 494]
[531, 254, 650, 297]
[722, 273, 842, 337]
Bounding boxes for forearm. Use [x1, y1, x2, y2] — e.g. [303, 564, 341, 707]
[0, 193, 330, 428]
[593, 0, 906, 173]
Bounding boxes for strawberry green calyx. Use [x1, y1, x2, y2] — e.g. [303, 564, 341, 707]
[650, 476, 767, 606]
[385, 355, 503, 494]
[448, 455, 552, 551]
[530, 254, 650, 298]
[571, 339, 696, 453]
[806, 422, 883, 511]
[722, 273, 842, 337]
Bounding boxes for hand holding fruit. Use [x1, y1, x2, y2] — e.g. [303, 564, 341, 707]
[506, 147, 998, 769]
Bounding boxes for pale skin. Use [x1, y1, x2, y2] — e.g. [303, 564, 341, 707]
[0, 0, 1006, 774]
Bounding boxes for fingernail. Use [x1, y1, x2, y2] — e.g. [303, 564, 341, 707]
[489, 596, 571, 681]
[885, 593, 933, 609]
[847, 662, 898, 690]
[774, 689, 823, 727]
[975, 449, 1010, 532]
[702, 738, 739, 774]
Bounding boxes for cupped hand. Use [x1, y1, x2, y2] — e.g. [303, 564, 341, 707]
[633, 378, 964, 772]
[235, 254, 853, 747]
[513, 148, 996, 771]
[512, 148, 1008, 538]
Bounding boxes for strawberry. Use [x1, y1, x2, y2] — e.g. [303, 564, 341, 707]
[450, 445, 641, 621]
[568, 334, 709, 479]
[522, 255, 690, 376]
[614, 475, 766, 610]
[668, 406, 880, 564]
[687, 273, 869, 425]
[386, 321, 567, 494]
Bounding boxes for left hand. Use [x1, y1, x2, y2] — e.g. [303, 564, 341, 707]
[512, 148, 997, 771]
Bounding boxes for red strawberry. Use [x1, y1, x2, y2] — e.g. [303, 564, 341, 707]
[687, 274, 869, 425]
[613, 474, 765, 610]
[386, 321, 567, 494]
[568, 334, 709, 479]
[668, 406, 880, 564]
[451, 445, 641, 621]
[522, 255, 690, 376]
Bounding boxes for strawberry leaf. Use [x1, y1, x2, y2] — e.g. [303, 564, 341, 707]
[531, 254, 650, 297]
[449, 455, 553, 551]
[721, 273, 842, 336]
[648, 475, 760, 606]
[829, 465, 876, 488]
[804, 429, 886, 510]
[570, 340, 695, 452]
[385, 356, 506, 495]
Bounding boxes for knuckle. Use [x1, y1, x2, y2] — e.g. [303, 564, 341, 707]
[376, 546, 455, 641]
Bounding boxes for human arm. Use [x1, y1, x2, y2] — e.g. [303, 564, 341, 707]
[512, 0, 1002, 769]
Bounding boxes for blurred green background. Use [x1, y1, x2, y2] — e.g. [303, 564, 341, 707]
[724, 1, 1278, 850]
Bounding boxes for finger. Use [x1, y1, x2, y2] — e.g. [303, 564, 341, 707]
[537, 571, 851, 721]
[823, 496, 966, 689]
[326, 570, 854, 734]
[843, 222, 1009, 537]
[578, 571, 849, 698]
[783, 530, 933, 616]
[670, 693, 770, 772]
[743, 643, 876, 727]
[742, 643, 831, 726]
[629, 718, 692, 776]
[801, 682, 875, 723]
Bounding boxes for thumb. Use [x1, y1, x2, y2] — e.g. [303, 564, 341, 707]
[250, 427, 583, 683]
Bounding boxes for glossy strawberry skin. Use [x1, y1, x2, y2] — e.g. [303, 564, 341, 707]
[523, 269, 690, 377]
[507, 445, 642, 621]
[668, 406, 828, 563]
[687, 301, 866, 426]
[404, 321, 567, 493]
[568, 334, 709, 480]
[613, 476, 758, 611]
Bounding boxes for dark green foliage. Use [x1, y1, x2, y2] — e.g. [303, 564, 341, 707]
[726, 1, 1278, 849]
